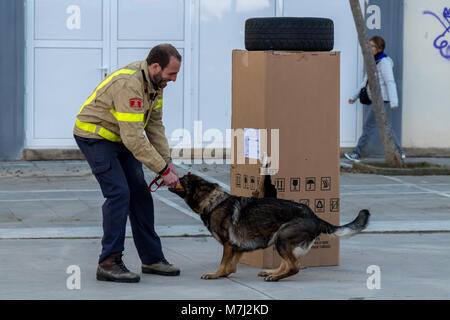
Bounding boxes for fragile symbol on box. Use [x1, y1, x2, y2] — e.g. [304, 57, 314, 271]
[243, 175, 249, 189]
[290, 178, 301, 192]
[275, 178, 285, 192]
[321, 177, 331, 191]
[236, 174, 241, 188]
[330, 198, 339, 212]
[305, 177, 316, 191]
[315, 199, 325, 213]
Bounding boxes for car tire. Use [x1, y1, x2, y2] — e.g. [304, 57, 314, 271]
[245, 17, 334, 51]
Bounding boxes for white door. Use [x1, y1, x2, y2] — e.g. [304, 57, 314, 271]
[26, 0, 191, 148]
[112, 0, 189, 142]
[26, 0, 109, 147]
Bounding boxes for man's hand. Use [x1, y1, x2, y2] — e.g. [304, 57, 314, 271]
[348, 99, 356, 104]
[162, 171, 179, 188]
[168, 162, 178, 176]
[391, 106, 398, 110]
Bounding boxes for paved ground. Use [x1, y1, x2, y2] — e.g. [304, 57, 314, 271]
[0, 157, 449, 299]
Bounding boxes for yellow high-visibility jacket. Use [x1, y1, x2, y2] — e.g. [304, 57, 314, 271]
[73, 60, 171, 174]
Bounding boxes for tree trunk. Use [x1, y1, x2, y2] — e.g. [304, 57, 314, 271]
[349, 0, 403, 167]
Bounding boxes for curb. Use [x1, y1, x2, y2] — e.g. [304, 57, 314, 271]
[362, 220, 450, 234]
[352, 162, 450, 176]
[2, 160, 450, 178]
[0, 225, 210, 239]
[2, 221, 450, 239]
[0, 162, 92, 178]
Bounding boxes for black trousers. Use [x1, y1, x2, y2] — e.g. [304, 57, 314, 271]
[74, 135, 164, 264]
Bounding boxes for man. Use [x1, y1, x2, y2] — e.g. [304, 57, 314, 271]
[74, 44, 181, 283]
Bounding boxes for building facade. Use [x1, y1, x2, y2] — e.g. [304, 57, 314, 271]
[0, 0, 448, 160]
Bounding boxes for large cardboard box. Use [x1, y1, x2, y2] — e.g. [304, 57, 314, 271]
[231, 50, 340, 269]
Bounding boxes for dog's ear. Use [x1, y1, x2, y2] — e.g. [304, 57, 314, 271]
[191, 181, 218, 204]
[192, 184, 211, 203]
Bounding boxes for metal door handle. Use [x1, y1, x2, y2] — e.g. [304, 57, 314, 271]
[98, 66, 109, 78]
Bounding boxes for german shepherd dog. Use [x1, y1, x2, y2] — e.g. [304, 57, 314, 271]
[169, 174, 370, 281]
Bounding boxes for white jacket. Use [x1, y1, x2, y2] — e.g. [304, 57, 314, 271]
[351, 56, 399, 108]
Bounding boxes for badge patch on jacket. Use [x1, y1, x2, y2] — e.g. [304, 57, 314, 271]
[129, 98, 143, 109]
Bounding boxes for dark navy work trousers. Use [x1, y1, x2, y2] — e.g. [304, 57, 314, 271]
[74, 135, 164, 264]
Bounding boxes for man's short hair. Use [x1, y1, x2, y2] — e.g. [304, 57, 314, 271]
[146, 44, 182, 70]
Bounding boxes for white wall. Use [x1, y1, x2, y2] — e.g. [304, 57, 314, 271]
[402, 0, 450, 148]
[25, 0, 361, 149]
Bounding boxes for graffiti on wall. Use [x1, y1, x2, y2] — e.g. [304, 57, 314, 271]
[423, 7, 450, 60]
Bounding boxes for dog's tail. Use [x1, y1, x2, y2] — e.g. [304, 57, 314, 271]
[319, 209, 370, 237]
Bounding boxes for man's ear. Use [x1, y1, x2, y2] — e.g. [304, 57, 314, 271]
[148, 63, 161, 75]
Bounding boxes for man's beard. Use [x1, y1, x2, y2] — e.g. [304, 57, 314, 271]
[152, 71, 168, 89]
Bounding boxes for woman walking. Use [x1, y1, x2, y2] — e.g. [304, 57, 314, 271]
[345, 35, 404, 162]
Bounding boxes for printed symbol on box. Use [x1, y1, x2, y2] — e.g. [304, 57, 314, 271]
[330, 198, 339, 212]
[299, 199, 310, 206]
[306, 177, 316, 191]
[321, 177, 331, 191]
[243, 175, 249, 189]
[250, 176, 256, 190]
[236, 174, 241, 188]
[290, 178, 301, 192]
[275, 178, 285, 192]
[315, 199, 325, 213]
[256, 177, 261, 188]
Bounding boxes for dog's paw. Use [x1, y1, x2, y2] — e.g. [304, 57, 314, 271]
[258, 271, 271, 277]
[264, 275, 280, 282]
[201, 273, 220, 280]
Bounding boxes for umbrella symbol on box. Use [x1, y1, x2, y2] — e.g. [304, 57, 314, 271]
[306, 177, 316, 191]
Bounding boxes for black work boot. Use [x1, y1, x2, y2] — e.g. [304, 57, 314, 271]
[96, 252, 140, 283]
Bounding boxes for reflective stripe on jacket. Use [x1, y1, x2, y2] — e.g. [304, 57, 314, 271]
[73, 60, 171, 174]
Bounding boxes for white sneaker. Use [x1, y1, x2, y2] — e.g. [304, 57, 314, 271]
[344, 152, 361, 162]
